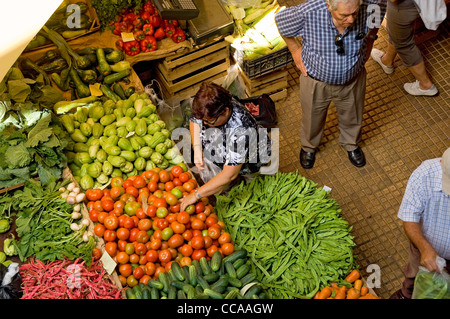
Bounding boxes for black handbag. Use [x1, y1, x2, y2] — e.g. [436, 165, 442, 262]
[237, 94, 278, 128]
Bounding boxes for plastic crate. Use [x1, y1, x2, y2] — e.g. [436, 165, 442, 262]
[232, 46, 293, 79]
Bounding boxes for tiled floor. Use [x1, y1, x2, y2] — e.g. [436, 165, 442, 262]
[275, 1, 450, 298]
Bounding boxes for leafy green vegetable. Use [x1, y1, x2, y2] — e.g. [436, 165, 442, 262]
[91, 0, 145, 30]
[0, 112, 73, 189]
[0, 179, 95, 265]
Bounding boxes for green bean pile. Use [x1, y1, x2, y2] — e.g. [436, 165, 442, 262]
[216, 172, 357, 299]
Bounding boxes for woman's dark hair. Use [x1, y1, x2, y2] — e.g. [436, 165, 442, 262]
[192, 82, 233, 119]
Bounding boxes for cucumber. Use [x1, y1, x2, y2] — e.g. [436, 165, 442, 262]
[150, 287, 160, 299]
[225, 289, 240, 299]
[177, 290, 187, 299]
[135, 290, 143, 299]
[233, 258, 246, 270]
[236, 264, 251, 279]
[168, 285, 177, 299]
[158, 272, 170, 293]
[167, 269, 177, 282]
[141, 288, 151, 299]
[200, 257, 212, 275]
[192, 259, 203, 276]
[211, 275, 229, 292]
[125, 288, 134, 299]
[186, 285, 196, 299]
[244, 284, 261, 299]
[189, 265, 198, 287]
[240, 273, 256, 286]
[210, 251, 222, 272]
[182, 265, 190, 283]
[228, 276, 243, 288]
[194, 293, 210, 299]
[171, 281, 185, 290]
[203, 272, 220, 283]
[147, 279, 164, 290]
[223, 249, 247, 264]
[225, 261, 237, 279]
[171, 262, 185, 281]
[204, 288, 224, 299]
[196, 276, 210, 290]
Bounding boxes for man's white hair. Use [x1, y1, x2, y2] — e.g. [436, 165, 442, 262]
[326, 0, 361, 11]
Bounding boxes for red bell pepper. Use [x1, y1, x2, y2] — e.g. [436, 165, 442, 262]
[154, 27, 166, 40]
[123, 40, 141, 56]
[123, 12, 137, 24]
[164, 19, 179, 28]
[115, 39, 124, 51]
[132, 17, 145, 31]
[112, 22, 122, 35]
[142, 24, 154, 36]
[172, 27, 186, 43]
[165, 24, 176, 38]
[149, 15, 161, 28]
[141, 11, 152, 24]
[144, 1, 155, 14]
[140, 36, 157, 52]
[134, 30, 146, 41]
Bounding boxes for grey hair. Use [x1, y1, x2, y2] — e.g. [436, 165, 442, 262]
[326, 0, 361, 10]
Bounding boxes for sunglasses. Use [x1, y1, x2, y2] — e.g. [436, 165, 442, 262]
[203, 106, 229, 126]
[335, 34, 345, 55]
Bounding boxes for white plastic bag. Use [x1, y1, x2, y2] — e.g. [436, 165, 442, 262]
[413, 0, 447, 30]
[412, 256, 450, 299]
[197, 157, 222, 184]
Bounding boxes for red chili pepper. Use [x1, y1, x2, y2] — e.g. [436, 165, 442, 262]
[124, 40, 141, 56]
[149, 15, 162, 28]
[172, 27, 186, 43]
[142, 23, 154, 36]
[144, 1, 155, 14]
[165, 24, 176, 38]
[115, 39, 124, 51]
[154, 27, 166, 40]
[134, 30, 146, 41]
[141, 35, 157, 52]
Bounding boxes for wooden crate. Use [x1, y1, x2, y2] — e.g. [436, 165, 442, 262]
[239, 66, 288, 102]
[155, 39, 231, 100]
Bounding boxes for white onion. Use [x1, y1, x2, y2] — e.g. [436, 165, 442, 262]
[82, 231, 90, 242]
[71, 212, 81, 220]
[73, 204, 81, 212]
[59, 187, 66, 192]
[67, 182, 76, 192]
[61, 192, 68, 199]
[73, 187, 81, 194]
[70, 223, 80, 231]
[75, 193, 86, 203]
[81, 218, 90, 226]
[66, 196, 76, 205]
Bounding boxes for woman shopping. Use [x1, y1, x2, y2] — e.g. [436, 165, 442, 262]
[179, 81, 274, 211]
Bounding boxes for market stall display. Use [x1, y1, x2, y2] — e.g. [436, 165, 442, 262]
[0, 0, 387, 301]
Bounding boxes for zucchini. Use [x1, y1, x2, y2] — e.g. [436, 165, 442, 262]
[36, 50, 59, 65]
[113, 82, 127, 99]
[78, 69, 97, 84]
[223, 249, 247, 264]
[124, 86, 135, 98]
[236, 263, 251, 279]
[199, 257, 212, 276]
[75, 46, 97, 56]
[210, 251, 222, 272]
[106, 49, 124, 63]
[204, 289, 223, 299]
[100, 84, 120, 102]
[103, 68, 131, 85]
[96, 48, 112, 76]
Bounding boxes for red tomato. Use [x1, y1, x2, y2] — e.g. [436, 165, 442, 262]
[158, 249, 172, 263]
[104, 215, 119, 230]
[191, 249, 206, 261]
[86, 189, 103, 201]
[111, 176, 124, 188]
[103, 229, 117, 242]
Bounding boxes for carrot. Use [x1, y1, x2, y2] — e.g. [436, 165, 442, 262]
[313, 291, 321, 299]
[344, 269, 360, 283]
[360, 286, 369, 296]
[317, 286, 333, 299]
[334, 286, 347, 299]
[346, 287, 361, 299]
[358, 293, 379, 299]
[354, 279, 363, 291]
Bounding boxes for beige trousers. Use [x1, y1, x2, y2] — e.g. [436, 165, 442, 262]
[299, 68, 367, 152]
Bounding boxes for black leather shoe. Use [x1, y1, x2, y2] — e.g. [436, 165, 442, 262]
[347, 146, 366, 167]
[299, 149, 316, 169]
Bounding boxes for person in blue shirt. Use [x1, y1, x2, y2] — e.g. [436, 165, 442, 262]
[391, 147, 450, 299]
[275, 0, 386, 169]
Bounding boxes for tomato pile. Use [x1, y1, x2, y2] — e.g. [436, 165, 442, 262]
[86, 166, 235, 288]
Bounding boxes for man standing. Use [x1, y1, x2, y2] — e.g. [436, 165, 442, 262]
[391, 147, 450, 299]
[275, 0, 386, 169]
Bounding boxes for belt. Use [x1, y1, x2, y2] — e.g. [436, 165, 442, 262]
[307, 71, 362, 85]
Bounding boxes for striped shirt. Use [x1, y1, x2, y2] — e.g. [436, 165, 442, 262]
[275, 0, 386, 85]
[398, 158, 450, 260]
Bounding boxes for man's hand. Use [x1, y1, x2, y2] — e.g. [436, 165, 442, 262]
[420, 247, 441, 273]
[293, 47, 308, 77]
